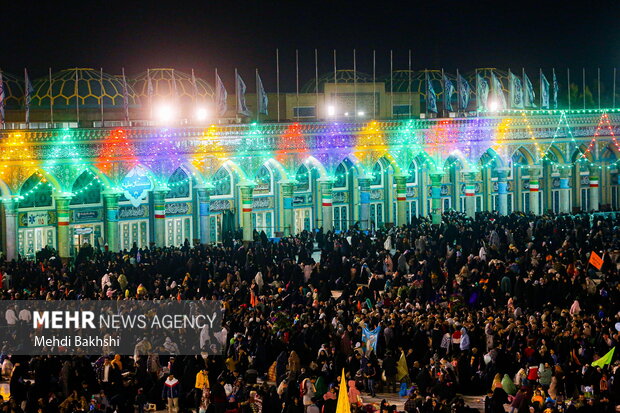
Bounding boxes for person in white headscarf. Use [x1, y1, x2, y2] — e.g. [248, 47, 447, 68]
[101, 273, 111, 291]
[254, 272, 264, 293]
[163, 337, 180, 355]
[384, 235, 393, 251]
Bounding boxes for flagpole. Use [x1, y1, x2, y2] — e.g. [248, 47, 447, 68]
[441, 68, 445, 115]
[390, 50, 393, 119]
[100, 68, 104, 125]
[24, 69, 29, 125]
[373, 50, 376, 119]
[508, 68, 511, 110]
[583, 68, 586, 109]
[171, 69, 178, 113]
[567, 68, 571, 111]
[333, 49, 337, 120]
[122, 67, 129, 123]
[49, 68, 54, 124]
[408, 49, 412, 117]
[456, 68, 461, 114]
[191, 68, 198, 118]
[521, 67, 525, 109]
[0, 70, 4, 127]
[314, 48, 318, 120]
[75, 69, 80, 124]
[256, 69, 260, 123]
[147, 68, 152, 121]
[425, 70, 428, 118]
[276, 49, 280, 122]
[353, 48, 357, 120]
[215, 68, 218, 121]
[539, 68, 542, 108]
[614, 68, 617, 109]
[476, 68, 479, 114]
[598, 67, 601, 109]
[295, 49, 300, 122]
[235, 68, 239, 120]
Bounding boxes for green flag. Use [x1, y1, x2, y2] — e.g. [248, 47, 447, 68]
[592, 347, 615, 368]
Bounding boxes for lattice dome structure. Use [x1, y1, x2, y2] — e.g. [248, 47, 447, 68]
[130, 69, 214, 105]
[0, 71, 25, 109]
[31, 68, 141, 109]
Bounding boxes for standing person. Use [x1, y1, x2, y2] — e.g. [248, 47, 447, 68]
[162, 374, 182, 413]
[195, 368, 210, 412]
[363, 361, 377, 398]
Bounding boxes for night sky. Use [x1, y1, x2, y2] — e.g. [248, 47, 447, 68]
[3, 1, 620, 90]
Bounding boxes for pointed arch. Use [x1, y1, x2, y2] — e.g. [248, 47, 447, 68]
[18, 172, 54, 208]
[332, 155, 365, 177]
[378, 153, 403, 175]
[74, 165, 114, 189]
[480, 147, 506, 169]
[601, 143, 620, 161]
[511, 146, 536, 166]
[545, 145, 566, 164]
[302, 156, 328, 178]
[261, 158, 288, 182]
[444, 151, 468, 171]
[70, 170, 103, 206]
[0, 177, 12, 200]
[166, 166, 192, 199]
[571, 144, 594, 163]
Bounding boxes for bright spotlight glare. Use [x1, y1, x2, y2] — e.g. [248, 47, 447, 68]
[344, 112, 349, 117]
[327, 105, 336, 116]
[156, 104, 176, 123]
[195, 107, 208, 121]
[488, 100, 499, 113]
[358, 111, 365, 117]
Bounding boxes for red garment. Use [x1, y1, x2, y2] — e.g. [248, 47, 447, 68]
[524, 347, 536, 359]
[527, 366, 539, 381]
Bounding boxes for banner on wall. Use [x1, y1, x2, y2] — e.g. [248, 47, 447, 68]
[122, 166, 153, 207]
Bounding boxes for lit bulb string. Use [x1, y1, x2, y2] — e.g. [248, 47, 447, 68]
[17, 169, 102, 202]
[520, 111, 557, 162]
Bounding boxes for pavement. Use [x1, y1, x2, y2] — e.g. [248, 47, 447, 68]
[354, 393, 486, 411]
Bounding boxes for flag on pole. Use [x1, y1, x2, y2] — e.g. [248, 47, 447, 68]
[25, 68, 33, 123]
[591, 347, 615, 368]
[426, 72, 437, 113]
[147, 69, 154, 98]
[335, 369, 350, 413]
[0, 71, 5, 124]
[122, 67, 130, 122]
[457, 73, 471, 111]
[553, 68, 559, 109]
[362, 326, 381, 354]
[147, 68, 154, 118]
[396, 350, 409, 382]
[215, 70, 227, 117]
[235, 70, 251, 117]
[443, 72, 455, 112]
[523, 72, 536, 108]
[191, 69, 198, 103]
[509, 71, 524, 109]
[589, 251, 604, 270]
[476, 72, 489, 111]
[256, 70, 268, 115]
[541, 71, 550, 109]
[491, 71, 507, 110]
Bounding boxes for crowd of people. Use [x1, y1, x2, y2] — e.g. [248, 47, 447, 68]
[0, 210, 618, 413]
